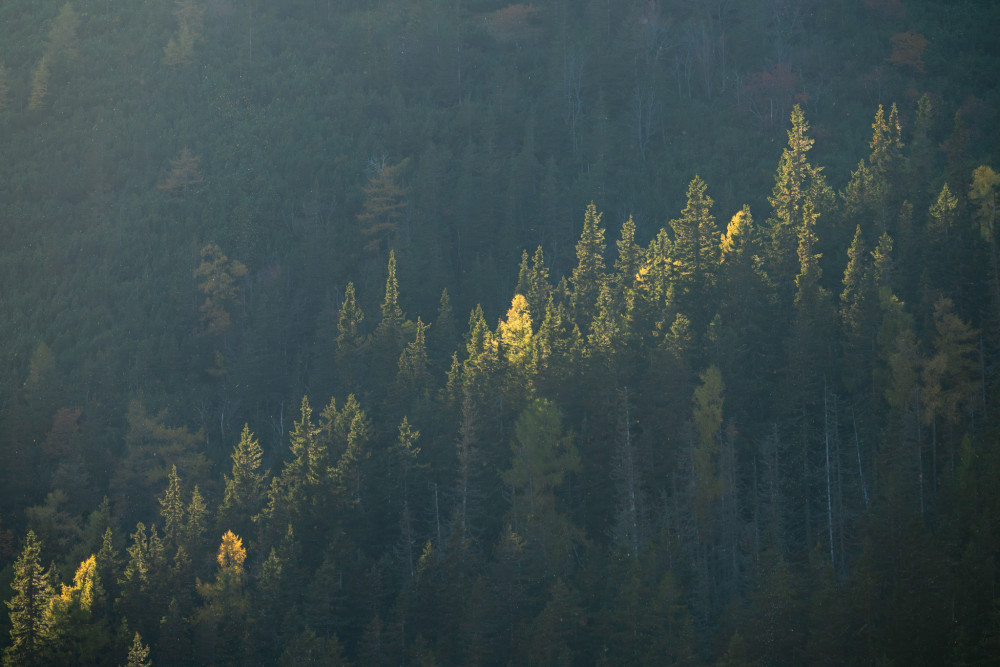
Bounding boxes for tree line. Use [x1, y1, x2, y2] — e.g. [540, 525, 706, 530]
[4, 101, 999, 665]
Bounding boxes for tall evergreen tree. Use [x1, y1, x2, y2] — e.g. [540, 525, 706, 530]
[123, 632, 151, 667]
[3, 531, 53, 667]
[159, 466, 186, 548]
[669, 175, 718, 328]
[220, 424, 266, 531]
[570, 203, 607, 325]
[767, 105, 832, 297]
[335, 282, 366, 372]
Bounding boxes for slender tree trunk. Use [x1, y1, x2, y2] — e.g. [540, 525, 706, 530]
[824, 382, 834, 567]
[852, 409, 869, 508]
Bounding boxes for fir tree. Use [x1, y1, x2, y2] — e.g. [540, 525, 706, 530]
[159, 466, 186, 548]
[220, 424, 266, 526]
[3, 531, 53, 667]
[768, 105, 832, 294]
[570, 203, 607, 324]
[122, 632, 151, 667]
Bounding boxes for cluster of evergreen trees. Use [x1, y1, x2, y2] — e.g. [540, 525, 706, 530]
[4, 99, 999, 664]
[2, 0, 1000, 664]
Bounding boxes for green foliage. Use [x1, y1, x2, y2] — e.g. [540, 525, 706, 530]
[3, 531, 53, 667]
[220, 425, 266, 528]
[1, 2, 999, 663]
[122, 632, 150, 667]
[570, 203, 607, 324]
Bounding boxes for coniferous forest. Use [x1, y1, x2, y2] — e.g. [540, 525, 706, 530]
[2, 0, 1000, 664]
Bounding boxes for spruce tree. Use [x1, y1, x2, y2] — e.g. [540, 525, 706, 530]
[767, 105, 832, 296]
[220, 424, 266, 527]
[159, 466, 186, 548]
[4, 531, 53, 667]
[123, 632, 151, 667]
[570, 203, 607, 324]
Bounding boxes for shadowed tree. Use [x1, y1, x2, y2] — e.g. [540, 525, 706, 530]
[571, 203, 607, 325]
[358, 158, 410, 257]
[220, 425, 266, 534]
[123, 632, 151, 667]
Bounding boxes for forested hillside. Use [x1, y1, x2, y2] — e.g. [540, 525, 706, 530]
[1, 0, 999, 664]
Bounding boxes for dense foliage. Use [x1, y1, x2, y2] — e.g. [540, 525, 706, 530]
[2, 0, 999, 664]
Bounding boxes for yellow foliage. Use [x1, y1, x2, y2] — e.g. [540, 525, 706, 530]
[218, 530, 246, 573]
[50, 555, 97, 618]
[500, 293, 533, 369]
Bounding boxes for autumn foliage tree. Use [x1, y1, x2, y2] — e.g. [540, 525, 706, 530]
[193, 243, 247, 338]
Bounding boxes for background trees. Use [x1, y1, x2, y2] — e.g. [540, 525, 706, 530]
[1, 0, 1000, 663]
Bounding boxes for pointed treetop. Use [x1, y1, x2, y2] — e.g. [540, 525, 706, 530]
[720, 205, 760, 263]
[336, 282, 365, 350]
[571, 203, 607, 321]
[381, 249, 403, 326]
[615, 215, 642, 290]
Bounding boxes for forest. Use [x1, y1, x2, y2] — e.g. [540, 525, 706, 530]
[1, 0, 999, 664]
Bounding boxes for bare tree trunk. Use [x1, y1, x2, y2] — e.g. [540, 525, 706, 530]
[824, 381, 834, 568]
[852, 409, 870, 508]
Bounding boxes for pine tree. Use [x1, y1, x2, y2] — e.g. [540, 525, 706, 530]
[3, 531, 53, 667]
[335, 282, 365, 356]
[928, 183, 958, 243]
[397, 317, 431, 391]
[570, 203, 607, 324]
[767, 105, 832, 294]
[122, 632, 151, 667]
[839, 226, 876, 392]
[393, 416, 421, 508]
[669, 175, 718, 326]
[159, 466, 186, 548]
[331, 394, 372, 509]
[220, 424, 266, 527]
[502, 400, 581, 577]
[429, 288, 458, 366]
[614, 215, 642, 294]
[372, 251, 406, 384]
[185, 485, 208, 553]
[717, 205, 774, 378]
